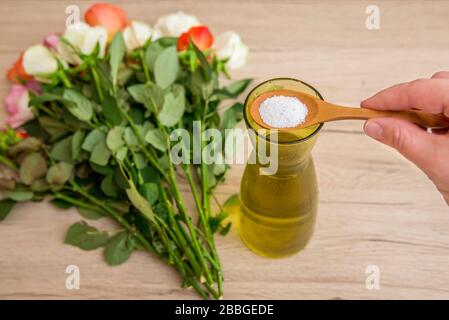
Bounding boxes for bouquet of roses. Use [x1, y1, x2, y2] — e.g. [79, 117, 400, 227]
[0, 3, 251, 299]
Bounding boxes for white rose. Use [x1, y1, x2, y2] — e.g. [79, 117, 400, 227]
[213, 31, 249, 70]
[57, 22, 89, 65]
[154, 11, 200, 37]
[123, 20, 160, 52]
[22, 44, 58, 76]
[81, 26, 108, 58]
[58, 22, 108, 65]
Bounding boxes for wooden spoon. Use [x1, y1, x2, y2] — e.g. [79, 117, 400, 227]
[250, 90, 449, 130]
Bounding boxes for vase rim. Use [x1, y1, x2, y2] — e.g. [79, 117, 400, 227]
[243, 77, 324, 145]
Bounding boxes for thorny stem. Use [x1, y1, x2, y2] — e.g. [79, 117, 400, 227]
[58, 184, 213, 298]
[158, 124, 215, 287]
[58, 71, 72, 88]
[139, 50, 151, 82]
[89, 64, 104, 103]
[199, 99, 224, 297]
[118, 107, 169, 182]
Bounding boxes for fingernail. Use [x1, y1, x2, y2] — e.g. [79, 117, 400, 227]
[364, 120, 384, 140]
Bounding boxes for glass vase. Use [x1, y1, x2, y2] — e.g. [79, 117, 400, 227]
[239, 78, 323, 258]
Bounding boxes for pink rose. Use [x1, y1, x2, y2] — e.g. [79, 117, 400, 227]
[5, 85, 34, 128]
[43, 33, 60, 51]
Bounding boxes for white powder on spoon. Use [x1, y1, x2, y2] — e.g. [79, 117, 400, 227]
[259, 95, 308, 128]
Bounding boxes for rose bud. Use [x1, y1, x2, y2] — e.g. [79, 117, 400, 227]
[43, 33, 60, 51]
[85, 3, 127, 40]
[16, 131, 29, 139]
[5, 84, 34, 128]
[213, 31, 248, 69]
[57, 22, 108, 65]
[22, 44, 58, 77]
[6, 54, 33, 83]
[154, 11, 200, 37]
[177, 26, 213, 52]
[123, 20, 160, 52]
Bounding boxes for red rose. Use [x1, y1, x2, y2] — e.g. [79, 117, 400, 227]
[85, 3, 127, 40]
[177, 26, 213, 51]
[6, 53, 32, 83]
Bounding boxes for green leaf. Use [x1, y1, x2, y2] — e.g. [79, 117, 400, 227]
[123, 126, 145, 147]
[212, 163, 226, 176]
[212, 79, 252, 100]
[104, 231, 135, 266]
[63, 89, 94, 122]
[46, 162, 73, 185]
[123, 168, 155, 223]
[222, 102, 244, 129]
[64, 221, 109, 251]
[71, 130, 86, 161]
[115, 146, 128, 161]
[101, 174, 119, 198]
[50, 136, 73, 163]
[31, 178, 50, 192]
[29, 92, 69, 105]
[109, 31, 125, 86]
[144, 40, 164, 70]
[226, 79, 252, 96]
[219, 222, 232, 236]
[192, 41, 212, 81]
[157, 91, 185, 127]
[128, 84, 147, 104]
[94, 62, 113, 92]
[106, 126, 126, 152]
[20, 152, 47, 185]
[102, 92, 123, 126]
[90, 140, 111, 166]
[77, 207, 104, 220]
[82, 129, 106, 152]
[140, 166, 160, 183]
[154, 46, 179, 89]
[51, 198, 72, 209]
[38, 116, 68, 137]
[145, 128, 167, 151]
[128, 83, 164, 112]
[134, 153, 146, 170]
[209, 211, 229, 234]
[90, 163, 115, 176]
[3, 190, 33, 202]
[139, 182, 159, 205]
[114, 168, 130, 189]
[0, 199, 16, 221]
[223, 193, 239, 211]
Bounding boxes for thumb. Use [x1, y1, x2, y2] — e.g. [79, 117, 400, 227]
[363, 118, 435, 172]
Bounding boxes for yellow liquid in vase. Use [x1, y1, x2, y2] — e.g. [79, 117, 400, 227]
[239, 156, 318, 258]
[239, 78, 323, 258]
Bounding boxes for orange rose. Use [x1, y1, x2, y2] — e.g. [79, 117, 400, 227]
[177, 26, 213, 51]
[84, 3, 127, 40]
[6, 54, 32, 83]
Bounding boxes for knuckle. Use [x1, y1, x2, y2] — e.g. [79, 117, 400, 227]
[407, 78, 427, 91]
[431, 71, 449, 79]
[390, 126, 409, 153]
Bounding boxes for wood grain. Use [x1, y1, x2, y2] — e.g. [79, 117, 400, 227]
[0, 0, 448, 300]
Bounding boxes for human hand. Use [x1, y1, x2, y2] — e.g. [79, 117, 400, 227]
[362, 72, 449, 205]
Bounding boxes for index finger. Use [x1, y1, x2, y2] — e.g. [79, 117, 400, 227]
[361, 78, 449, 117]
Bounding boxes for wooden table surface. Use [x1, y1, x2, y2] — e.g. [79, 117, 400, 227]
[0, 0, 448, 300]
